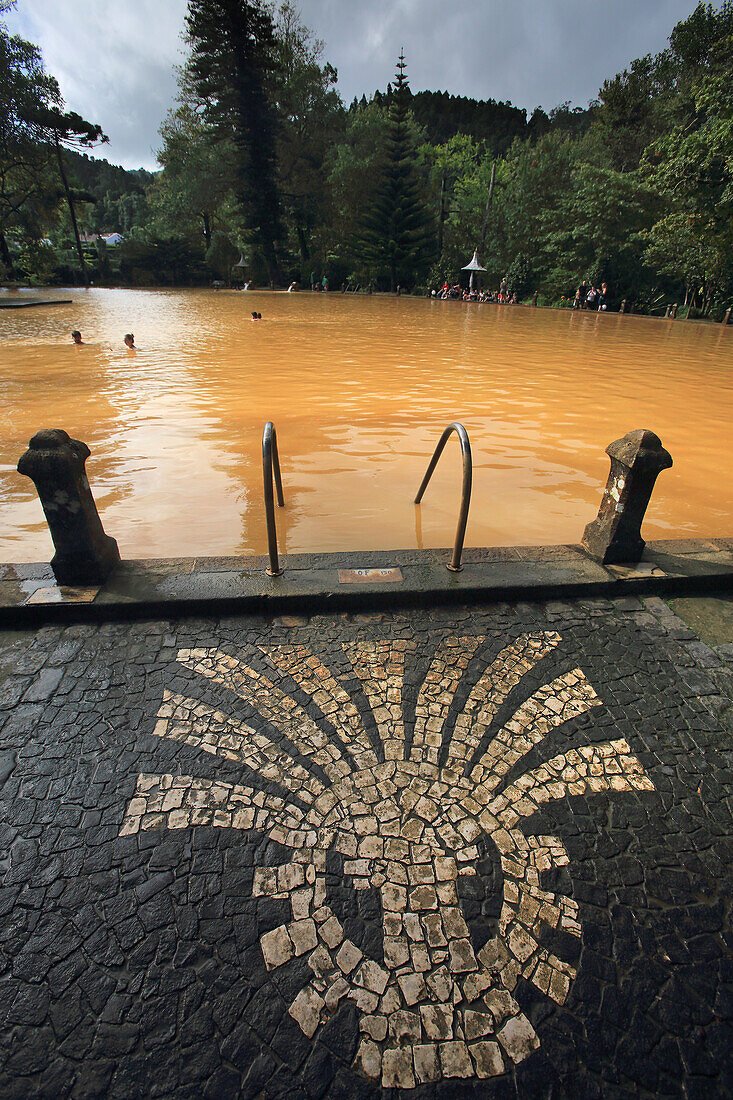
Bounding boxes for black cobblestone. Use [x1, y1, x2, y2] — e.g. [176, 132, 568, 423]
[0, 599, 730, 1097]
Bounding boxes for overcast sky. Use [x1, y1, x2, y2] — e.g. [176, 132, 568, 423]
[6, 0, 699, 170]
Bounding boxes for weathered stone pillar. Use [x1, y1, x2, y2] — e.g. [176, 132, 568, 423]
[671, 303, 678, 319]
[582, 430, 673, 565]
[17, 429, 120, 585]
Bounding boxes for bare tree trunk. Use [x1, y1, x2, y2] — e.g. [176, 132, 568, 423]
[437, 171, 446, 256]
[701, 279, 711, 316]
[0, 231, 12, 275]
[261, 237, 282, 288]
[55, 135, 89, 288]
[479, 161, 496, 254]
[296, 224, 310, 263]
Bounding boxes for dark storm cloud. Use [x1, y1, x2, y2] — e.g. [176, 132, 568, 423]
[6, 0, 699, 169]
[301, 0, 697, 109]
[7, 0, 188, 169]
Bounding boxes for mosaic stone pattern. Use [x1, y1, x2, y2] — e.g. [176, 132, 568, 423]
[121, 632, 655, 1087]
[2, 596, 731, 1098]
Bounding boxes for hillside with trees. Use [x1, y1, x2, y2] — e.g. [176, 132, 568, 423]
[1, 0, 731, 318]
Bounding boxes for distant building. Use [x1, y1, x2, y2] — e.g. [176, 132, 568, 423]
[79, 232, 125, 246]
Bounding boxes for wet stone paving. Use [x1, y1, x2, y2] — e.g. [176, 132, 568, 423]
[0, 596, 731, 1098]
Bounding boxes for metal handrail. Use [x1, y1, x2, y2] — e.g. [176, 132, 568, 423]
[414, 422, 472, 572]
[262, 421, 285, 576]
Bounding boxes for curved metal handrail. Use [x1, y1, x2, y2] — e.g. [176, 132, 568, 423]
[414, 422, 472, 572]
[262, 421, 285, 576]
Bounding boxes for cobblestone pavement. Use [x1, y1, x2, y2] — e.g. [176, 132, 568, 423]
[0, 595, 731, 1099]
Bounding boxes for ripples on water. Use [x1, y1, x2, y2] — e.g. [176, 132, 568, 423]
[0, 287, 730, 560]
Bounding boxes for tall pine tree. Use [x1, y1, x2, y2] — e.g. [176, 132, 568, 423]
[185, 0, 283, 284]
[359, 53, 434, 291]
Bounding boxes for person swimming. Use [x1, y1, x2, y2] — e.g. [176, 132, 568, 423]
[71, 330, 83, 344]
[124, 333, 136, 349]
[251, 312, 262, 320]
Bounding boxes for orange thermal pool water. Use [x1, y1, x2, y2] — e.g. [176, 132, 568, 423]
[1, 287, 731, 562]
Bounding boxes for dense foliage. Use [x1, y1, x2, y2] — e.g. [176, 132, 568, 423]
[1, 0, 732, 316]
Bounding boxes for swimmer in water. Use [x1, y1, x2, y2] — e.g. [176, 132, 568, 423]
[71, 330, 83, 344]
[251, 311, 262, 320]
[124, 333, 136, 349]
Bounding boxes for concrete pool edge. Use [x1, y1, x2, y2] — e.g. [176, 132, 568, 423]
[0, 537, 731, 627]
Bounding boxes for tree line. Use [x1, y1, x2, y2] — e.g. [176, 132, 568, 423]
[1, 0, 732, 317]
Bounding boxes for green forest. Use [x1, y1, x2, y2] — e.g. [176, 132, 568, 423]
[1, 0, 732, 318]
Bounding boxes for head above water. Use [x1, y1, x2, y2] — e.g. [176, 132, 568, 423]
[71, 331, 82, 344]
[124, 333, 135, 348]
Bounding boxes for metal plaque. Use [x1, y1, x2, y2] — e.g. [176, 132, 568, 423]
[338, 567, 404, 585]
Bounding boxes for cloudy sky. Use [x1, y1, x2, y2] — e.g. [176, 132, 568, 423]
[6, 0, 698, 170]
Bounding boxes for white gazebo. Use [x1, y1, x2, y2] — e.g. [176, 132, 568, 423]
[462, 249, 486, 291]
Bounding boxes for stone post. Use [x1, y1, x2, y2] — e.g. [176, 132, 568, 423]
[671, 303, 678, 319]
[581, 430, 673, 564]
[17, 429, 120, 585]
[619, 299, 627, 314]
[723, 306, 732, 326]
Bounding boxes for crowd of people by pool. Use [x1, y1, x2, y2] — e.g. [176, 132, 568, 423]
[571, 280, 610, 311]
[232, 273, 612, 310]
[431, 276, 611, 310]
[432, 278, 519, 303]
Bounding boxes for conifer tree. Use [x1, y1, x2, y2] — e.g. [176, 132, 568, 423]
[359, 53, 434, 291]
[185, 0, 283, 284]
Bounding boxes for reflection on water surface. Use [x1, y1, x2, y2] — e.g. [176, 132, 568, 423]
[0, 288, 730, 561]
